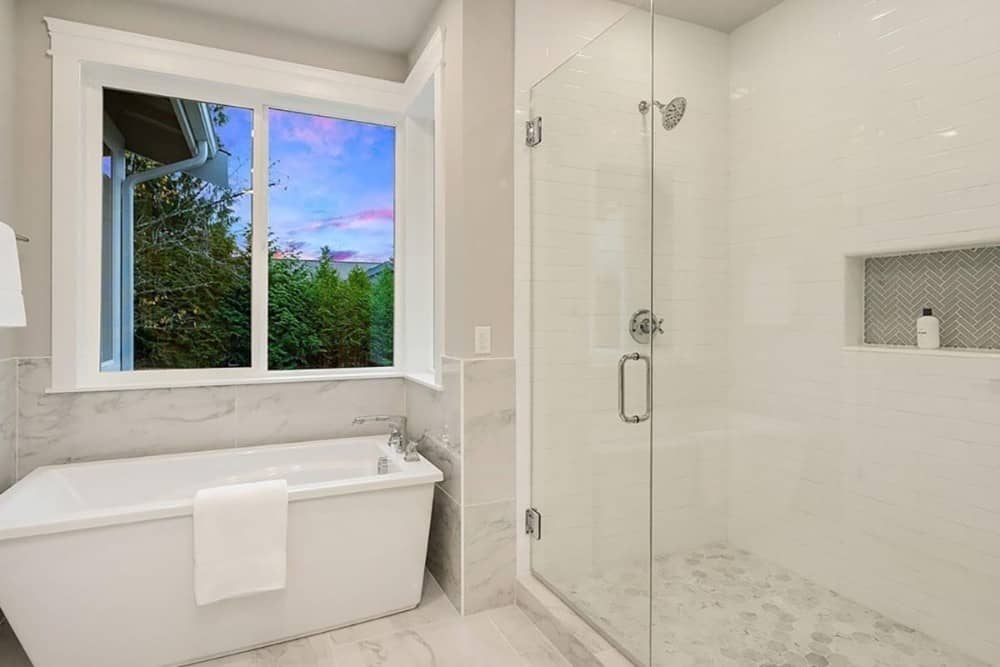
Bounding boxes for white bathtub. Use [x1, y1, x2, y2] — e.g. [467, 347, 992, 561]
[0, 436, 443, 667]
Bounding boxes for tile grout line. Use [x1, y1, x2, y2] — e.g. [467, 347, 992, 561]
[14, 358, 19, 482]
[458, 356, 466, 616]
[464, 496, 517, 509]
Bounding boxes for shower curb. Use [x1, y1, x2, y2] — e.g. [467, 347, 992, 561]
[515, 576, 635, 666]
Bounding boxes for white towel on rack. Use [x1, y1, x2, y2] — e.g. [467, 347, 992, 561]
[193, 479, 289, 606]
[0, 222, 26, 328]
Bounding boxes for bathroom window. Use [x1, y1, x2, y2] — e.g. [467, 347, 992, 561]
[266, 109, 396, 370]
[99, 95, 397, 374]
[49, 19, 442, 391]
[100, 91, 253, 372]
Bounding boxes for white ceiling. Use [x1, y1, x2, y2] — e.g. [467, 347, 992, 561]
[132, 0, 441, 55]
[127, 0, 779, 56]
[621, 0, 784, 32]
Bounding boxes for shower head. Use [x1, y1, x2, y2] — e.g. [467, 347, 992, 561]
[638, 97, 688, 130]
[656, 96, 687, 131]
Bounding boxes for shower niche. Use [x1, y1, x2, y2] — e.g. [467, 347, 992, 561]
[845, 245, 1000, 352]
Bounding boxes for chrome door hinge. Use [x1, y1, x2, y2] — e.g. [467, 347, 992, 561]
[525, 508, 542, 540]
[525, 117, 542, 147]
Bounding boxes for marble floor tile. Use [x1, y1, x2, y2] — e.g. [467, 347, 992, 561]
[328, 571, 459, 644]
[199, 633, 337, 666]
[4, 573, 554, 667]
[189, 573, 564, 667]
[328, 614, 521, 667]
[201, 609, 565, 667]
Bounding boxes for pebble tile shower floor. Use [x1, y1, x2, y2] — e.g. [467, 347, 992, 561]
[557, 542, 985, 667]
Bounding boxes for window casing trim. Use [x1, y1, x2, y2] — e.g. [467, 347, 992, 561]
[48, 18, 443, 392]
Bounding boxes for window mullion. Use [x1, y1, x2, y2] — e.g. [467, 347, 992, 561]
[250, 104, 271, 376]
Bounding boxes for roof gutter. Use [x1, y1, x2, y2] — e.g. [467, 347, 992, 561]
[170, 98, 219, 159]
[119, 140, 210, 370]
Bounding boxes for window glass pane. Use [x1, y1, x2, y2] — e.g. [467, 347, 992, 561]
[100, 89, 253, 371]
[267, 108, 396, 370]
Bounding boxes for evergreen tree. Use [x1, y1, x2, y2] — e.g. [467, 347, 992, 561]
[308, 246, 344, 367]
[338, 267, 373, 367]
[128, 105, 395, 372]
[131, 150, 251, 368]
[266, 241, 321, 370]
[370, 268, 394, 366]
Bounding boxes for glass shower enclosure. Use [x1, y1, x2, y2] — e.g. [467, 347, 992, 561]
[529, 6, 655, 664]
[528, 1, 997, 666]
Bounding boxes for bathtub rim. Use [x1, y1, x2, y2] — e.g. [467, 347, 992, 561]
[0, 436, 443, 542]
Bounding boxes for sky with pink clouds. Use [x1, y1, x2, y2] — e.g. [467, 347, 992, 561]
[215, 106, 395, 263]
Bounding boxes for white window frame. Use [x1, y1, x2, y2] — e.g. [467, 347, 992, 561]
[47, 18, 444, 392]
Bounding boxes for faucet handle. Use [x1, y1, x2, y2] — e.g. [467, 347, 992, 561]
[353, 415, 407, 452]
[403, 440, 421, 463]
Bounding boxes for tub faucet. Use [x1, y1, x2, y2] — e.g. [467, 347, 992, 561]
[352, 415, 407, 453]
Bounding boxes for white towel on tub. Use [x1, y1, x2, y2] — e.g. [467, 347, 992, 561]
[193, 479, 289, 606]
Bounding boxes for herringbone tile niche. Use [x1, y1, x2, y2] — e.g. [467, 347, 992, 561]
[864, 246, 1000, 350]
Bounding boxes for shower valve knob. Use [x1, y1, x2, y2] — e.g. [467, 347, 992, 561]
[629, 309, 663, 343]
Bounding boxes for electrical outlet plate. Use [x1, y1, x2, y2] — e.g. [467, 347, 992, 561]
[474, 326, 492, 354]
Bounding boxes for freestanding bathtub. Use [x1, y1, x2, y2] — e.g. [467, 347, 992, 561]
[0, 436, 443, 667]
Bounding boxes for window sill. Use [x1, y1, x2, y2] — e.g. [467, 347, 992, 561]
[842, 345, 1000, 360]
[45, 369, 406, 394]
[403, 371, 443, 392]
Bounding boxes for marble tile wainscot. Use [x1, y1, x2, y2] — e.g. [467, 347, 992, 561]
[11, 357, 405, 478]
[0, 357, 15, 492]
[404, 356, 516, 616]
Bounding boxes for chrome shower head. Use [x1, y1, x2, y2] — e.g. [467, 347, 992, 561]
[638, 97, 688, 130]
[657, 96, 687, 131]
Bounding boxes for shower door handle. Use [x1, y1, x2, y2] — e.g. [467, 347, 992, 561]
[618, 352, 651, 424]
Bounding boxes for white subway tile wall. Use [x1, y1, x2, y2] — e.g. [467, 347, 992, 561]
[529, 9, 653, 600]
[527, 9, 732, 662]
[650, 14, 731, 560]
[729, 0, 1000, 662]
[520, 0, 1000, 664]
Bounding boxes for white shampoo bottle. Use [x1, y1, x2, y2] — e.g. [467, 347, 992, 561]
[916, 307, 940, 349]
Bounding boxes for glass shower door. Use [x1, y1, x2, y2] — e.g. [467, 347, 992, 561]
[648, 5, 734, 666]
[528, 7, 655, 664]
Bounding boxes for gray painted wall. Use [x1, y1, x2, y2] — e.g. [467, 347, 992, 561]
[0, 0, 16, 360]
[414, 0, 515, 360]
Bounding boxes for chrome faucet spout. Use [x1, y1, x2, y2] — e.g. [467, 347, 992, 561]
[352, 414, 407, 452]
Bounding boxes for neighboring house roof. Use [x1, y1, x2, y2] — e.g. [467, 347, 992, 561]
[294, 258, 394, 280]
[103, 89, 229, 189]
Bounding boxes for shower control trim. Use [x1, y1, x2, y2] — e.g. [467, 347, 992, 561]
[618, 352, 652, 424]
[629, 309, 664, 344]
